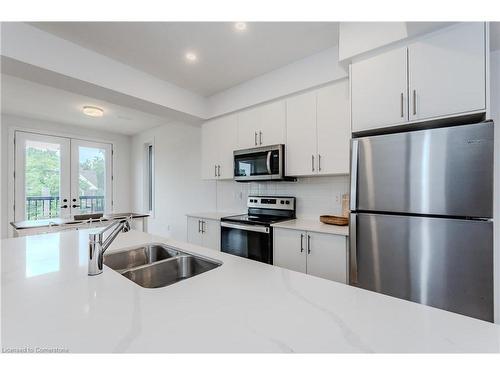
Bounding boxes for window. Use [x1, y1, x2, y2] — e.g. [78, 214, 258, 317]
[146, 143, 154, 213]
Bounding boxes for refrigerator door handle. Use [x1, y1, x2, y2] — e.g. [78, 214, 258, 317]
[349, 213, 358, 285]
[350, 140, 359, 211]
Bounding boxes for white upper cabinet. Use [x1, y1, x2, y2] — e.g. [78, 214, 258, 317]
[316, 79, 350, 175]
[408, 22, 486, 121]
[286, 90, 318, 176]
[351, 47, 408, 132]
[201, 114, 238, 180]
[237, 100, 286, 149]
[351, 23, 487, 133]
[286, 80, 351, 176]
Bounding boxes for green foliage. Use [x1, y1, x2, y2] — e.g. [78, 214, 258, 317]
[25, 148, 60, 197]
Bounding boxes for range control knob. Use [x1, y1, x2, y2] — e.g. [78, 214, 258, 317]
[285, 200, 290, 204]
[280, 200, 285, 204]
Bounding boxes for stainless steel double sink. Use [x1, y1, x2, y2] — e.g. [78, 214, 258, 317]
[104, 244, 222, 288]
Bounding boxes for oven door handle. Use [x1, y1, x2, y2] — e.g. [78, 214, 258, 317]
[266, 151, 272, 175]
[221, 222, 270, 234]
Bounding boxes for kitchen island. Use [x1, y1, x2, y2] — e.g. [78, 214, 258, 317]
[1, 230, 500, 353]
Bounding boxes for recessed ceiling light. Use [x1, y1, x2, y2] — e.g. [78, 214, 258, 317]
[234, 22, 247, 31]
[185, 52, 198, 62]
[82, 106, 104, 117]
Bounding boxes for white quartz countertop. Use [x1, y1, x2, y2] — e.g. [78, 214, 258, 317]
[2, 230, 499, 353]
[272, 219, 349, 236]
[186, 212, 241, 221]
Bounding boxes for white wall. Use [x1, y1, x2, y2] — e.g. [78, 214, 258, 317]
[214, 176, 349, 219]
[0, 114, 132, 238]
[131, 122, 215, 241]
[207, 47, 347, 118]
[490, 50, 500, 323]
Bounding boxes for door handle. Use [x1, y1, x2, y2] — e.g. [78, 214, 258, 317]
[266, 151, 272, 174]
[400, 92, 404, 118]
[350, 140, 359, 211]
[300, 233, 304, 252]
[311, 155, 315, 172]
[61, 205, 68, 209]
[412, 89, 417, 116]
[350, 213, 358, 284]
[254, 132, 258, 146]
[259, 131, 262, 145]
[72, 204, 80, 208]
[307, 234, 311, 254]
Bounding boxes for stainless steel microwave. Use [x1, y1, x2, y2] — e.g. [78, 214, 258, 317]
[233, 144, 286, 182]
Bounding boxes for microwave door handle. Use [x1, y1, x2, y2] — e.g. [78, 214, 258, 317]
[266, 151, 272, 174]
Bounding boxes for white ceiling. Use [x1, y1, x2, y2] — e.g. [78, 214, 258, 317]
[1, 74, 171, 135]
[29, 22, 340, 96]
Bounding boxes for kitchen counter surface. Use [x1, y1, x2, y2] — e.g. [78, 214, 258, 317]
[272, 219, 349, 236]
[2, 230, 499, 353]
[11, 212, 149, 230]
[186, 212, 241, 221]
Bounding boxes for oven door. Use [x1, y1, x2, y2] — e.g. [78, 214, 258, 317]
[220, 222, 273, 264]
[234, 145, 283, 181]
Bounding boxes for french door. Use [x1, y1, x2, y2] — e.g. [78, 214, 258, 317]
[14, 131, 113, 221]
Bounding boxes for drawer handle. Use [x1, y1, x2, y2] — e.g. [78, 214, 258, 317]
[300, 233, 304, 252]
[307, 235, 311, 254]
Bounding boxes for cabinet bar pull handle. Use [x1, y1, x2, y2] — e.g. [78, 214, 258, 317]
[300, 233, 304, 252]
[201, 220, 205, 233]
[214, 165, 217, 177]
[318, 154, 321, 172]
[311, 155, 315, 172]
[413, 89, 417, 116]
[259, 131, 262, 145]
[307, 235, 311, 254]
[400, 92, 404, 117]
[198, 220, 201, 233]
[217, 165, 221, 177]
[254, 132, 258, 146]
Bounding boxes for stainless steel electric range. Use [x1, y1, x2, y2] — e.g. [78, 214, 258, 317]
[220, 196, 296, 264]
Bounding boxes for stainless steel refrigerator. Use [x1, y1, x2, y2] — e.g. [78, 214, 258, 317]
[349, 121, 494, 322]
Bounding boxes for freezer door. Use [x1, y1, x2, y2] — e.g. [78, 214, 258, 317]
[355, 121, 493, 217]
[349, 213, 493, 321]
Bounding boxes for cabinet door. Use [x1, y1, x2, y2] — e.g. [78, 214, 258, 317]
[237, 107, 258, 149]
[258, 100, 286, 147]
[201, 218, 220, 251]
[201, 121, 219, 180]
[317, 80, 350, 175]
[273, 228, 307, 273]
[215, 114, 238, 179]
[306, 232, 347, 283]
[351, 47, 408, 132]
[187, 217, 203, 246]
[285, 91, 318, 176]
[408, 22, 485, 121]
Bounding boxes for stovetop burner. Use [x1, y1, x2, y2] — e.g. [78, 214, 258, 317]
[221, 196, 296, 226]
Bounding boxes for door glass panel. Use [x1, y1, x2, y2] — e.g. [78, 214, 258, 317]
[24, 140, 61, 220]
[77, 146, 106, 214]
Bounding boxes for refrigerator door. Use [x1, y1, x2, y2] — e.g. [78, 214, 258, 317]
[353, 121, 493, 218]
[349, 213, 493, 321]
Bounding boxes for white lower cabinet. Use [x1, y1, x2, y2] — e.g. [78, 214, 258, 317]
[187, 217, 220, 251]
[273, 227, 347, 283]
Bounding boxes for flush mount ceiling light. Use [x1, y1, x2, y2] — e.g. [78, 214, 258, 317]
[82, 106, 104, 117]
[185, 52, 198, 62]
[234, 22, 247, 31]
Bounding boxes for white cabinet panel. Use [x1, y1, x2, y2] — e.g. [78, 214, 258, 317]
[306, 232, 347, 283]
[187, 217, 203, 246]
[273, 228, 307, 273]
[201, 114, 238, 180]
[317, 79, 350, 175]
[237, 100, 285, 149]
[187, 217, 220, 251]
[216, 115, 238, 179]
[351, 47, 408, 132]
[201, 120, 219, 180]
[285, 91, 318, 176]
[274, 227, 347, 283]
[408, 22, 486, 121]
[202, 218, 220, 251]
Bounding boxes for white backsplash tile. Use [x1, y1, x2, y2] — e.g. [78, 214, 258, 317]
[215, 175, 349, 219]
